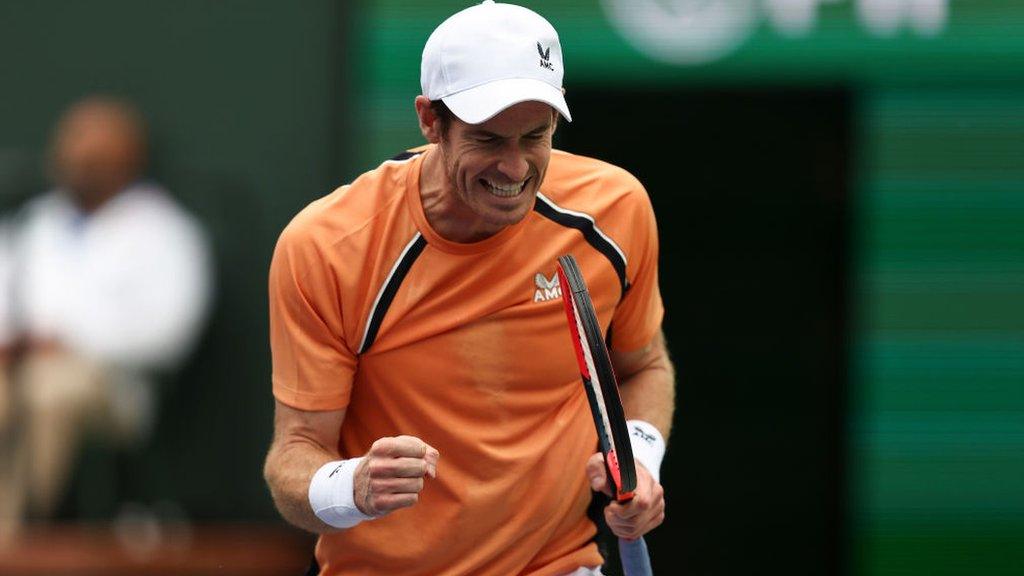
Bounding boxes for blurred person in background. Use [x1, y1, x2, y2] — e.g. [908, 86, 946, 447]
[0, 96, 212, 539]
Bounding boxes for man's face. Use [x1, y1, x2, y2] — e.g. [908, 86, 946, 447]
[437, 101, 557, 236]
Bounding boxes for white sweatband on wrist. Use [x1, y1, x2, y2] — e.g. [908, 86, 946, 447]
[308, 457, 374, 529]
[626, 420, 666, 484]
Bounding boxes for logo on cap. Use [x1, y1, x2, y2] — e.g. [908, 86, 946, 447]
[537, 42, 555, 71]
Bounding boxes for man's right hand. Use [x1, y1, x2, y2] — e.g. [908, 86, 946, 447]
[354, 435, 440, 517]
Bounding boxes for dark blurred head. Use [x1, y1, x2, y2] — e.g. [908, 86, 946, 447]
[49, 96, 148, 212]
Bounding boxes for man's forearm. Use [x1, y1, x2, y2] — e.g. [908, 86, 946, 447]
[616, 332, 676, 440]
[263, 436, 340, 534]
[600, 332, 674, 539]
[620, 357, 675, 440]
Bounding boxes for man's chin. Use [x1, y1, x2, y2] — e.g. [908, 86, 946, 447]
[482, 201, 533, 229]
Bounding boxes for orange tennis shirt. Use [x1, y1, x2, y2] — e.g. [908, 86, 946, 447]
[269, 145, 663, 576]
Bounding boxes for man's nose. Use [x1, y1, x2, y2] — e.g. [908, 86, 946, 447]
[497, 146, 529, 182]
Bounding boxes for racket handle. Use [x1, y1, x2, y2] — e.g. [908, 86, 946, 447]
[618, 536, 653, 576]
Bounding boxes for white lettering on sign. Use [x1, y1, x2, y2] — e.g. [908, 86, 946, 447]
[600, 0, 759, 65]
[600, 0, 949, 65]
[857, 0, 948, 37]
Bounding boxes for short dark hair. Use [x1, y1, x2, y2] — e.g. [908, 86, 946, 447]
[430, 99, 456, 137]
[429, 99, 560, 138]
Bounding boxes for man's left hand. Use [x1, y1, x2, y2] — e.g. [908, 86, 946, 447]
[585, 451, 665, 540]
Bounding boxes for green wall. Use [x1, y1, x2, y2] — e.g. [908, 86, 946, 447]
[852, 89, 1024, 575]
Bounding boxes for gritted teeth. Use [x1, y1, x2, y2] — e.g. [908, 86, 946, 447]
[481, 177, 530, 197]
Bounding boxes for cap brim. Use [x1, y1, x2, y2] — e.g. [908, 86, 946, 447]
[441, 78, 572, 125]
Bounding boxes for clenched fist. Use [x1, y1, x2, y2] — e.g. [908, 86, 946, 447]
[354, 435, 440, 516]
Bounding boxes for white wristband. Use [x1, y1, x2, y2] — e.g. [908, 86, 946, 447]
[308, 457, 374, 529]
[626, 420, 666, 484]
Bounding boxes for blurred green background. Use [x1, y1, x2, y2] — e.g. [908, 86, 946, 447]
[1, 1, 1022, 575]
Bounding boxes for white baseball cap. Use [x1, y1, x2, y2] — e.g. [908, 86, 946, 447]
[421, 1, 572, 125]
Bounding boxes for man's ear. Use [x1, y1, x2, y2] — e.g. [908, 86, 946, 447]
[415, 96, 441, 144]
[553, 87, 566, 134]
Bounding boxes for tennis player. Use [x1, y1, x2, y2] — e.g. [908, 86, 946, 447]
[264, 2, 675, 574]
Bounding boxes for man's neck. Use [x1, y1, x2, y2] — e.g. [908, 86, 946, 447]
[68, 181, 128, 215]
[418, 147, 504, 244]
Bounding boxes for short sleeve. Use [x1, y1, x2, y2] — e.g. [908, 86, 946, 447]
[609, 183, 664, 352]
[269, 224, 357, 411]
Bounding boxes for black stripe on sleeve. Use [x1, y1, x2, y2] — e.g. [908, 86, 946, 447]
[358, 234, 428, 354]
[390, 150, 423, 162]
[533, 195, 630, 296]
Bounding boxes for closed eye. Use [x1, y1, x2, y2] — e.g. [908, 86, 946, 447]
[467, 131, 503, 144]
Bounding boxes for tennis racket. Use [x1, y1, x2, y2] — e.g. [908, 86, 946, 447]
[556, 254, 653, 576]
